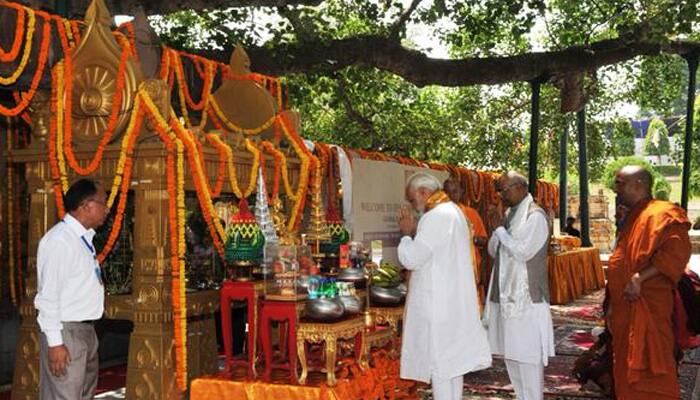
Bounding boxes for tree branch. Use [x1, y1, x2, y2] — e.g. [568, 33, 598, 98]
[30, 0, 323, 18]
[389, 0, 423, 38]
[335, 77, 377, 142]
[196, 35, 700, 87]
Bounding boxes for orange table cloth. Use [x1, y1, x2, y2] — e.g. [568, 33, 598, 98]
[548, 247, 605, 305]
[190, 378, 341, 400]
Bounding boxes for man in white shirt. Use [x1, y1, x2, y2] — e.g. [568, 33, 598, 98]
[485, 171, 555, 400]
[397, 173, 492, 400]
[34, 178, 109, 400]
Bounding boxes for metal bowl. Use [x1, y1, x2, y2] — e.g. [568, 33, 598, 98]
[396, 282, 407, 296]
[337, 268, 367, 289]
[339, 295, 364, 315]
[369, 286, 404, 306]
[304, 297, 345, 321]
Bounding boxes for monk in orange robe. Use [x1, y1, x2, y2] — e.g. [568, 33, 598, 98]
[444, 176, 488, 304]
[608, 165, 691, 399]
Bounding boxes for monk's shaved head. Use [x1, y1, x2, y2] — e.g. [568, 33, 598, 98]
[614, 165, 654, 207]
[617, 165, 653, 195]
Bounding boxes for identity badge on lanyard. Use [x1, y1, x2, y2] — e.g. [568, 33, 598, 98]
[81, 236, 103, 286]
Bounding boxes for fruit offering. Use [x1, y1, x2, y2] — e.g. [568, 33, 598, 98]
[371, 262, 401, 288]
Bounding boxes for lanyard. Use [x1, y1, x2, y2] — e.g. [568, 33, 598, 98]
[80, 236, 96, 259]
[62, 220, 102, 285]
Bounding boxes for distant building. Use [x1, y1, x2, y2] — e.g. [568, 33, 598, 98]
[629, 116, 683, 166]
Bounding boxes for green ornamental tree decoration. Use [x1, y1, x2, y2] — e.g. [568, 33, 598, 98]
[643, 118, 670, 165]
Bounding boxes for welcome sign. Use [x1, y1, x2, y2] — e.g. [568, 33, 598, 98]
[350, 158, 448, 265]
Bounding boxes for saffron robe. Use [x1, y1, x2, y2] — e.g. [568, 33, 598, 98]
[458, 204, 487, 302]
[607, 199, 691, 400]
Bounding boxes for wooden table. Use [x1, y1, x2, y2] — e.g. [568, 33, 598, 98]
[361, 326, 397, 368]
[367, 305, 405, 332]
[296, 316, 365, 386]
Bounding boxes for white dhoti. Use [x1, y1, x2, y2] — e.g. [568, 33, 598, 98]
[431, 373, 464, 400]
[486, 302, 554, 400]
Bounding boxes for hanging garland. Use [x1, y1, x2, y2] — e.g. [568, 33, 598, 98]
[48, 63, 65, 217]
[278, 113, 314, 231]
[146, 96, 187, 392]
[165, 107, 227, 257]
[205, 134, 260, 199]
[203, 134, 228, 198]
[0, 2, 26, 63]
[209, 96, 278, 135]
[0, 5, 35, 85]
[260, 141, 282, 202]
[0, 8, 50, 117]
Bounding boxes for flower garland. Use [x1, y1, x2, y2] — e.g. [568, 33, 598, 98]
[209, 96, 278, 135]
[206, 134, 260, 199]
[0, 2, 26, 63]
[137, 89, 188, 392]
[0, 5, 35, 85]
[53, 60, 69, 192]
[48, 62, 65, 217]
[175, 137, 188, 391]
[61, 32, 132, 176]
[203, 133, 228, 198]
[165, 107, 226, 257]
[70, 20, 82, 44]
[0, 8, 50, 117]
[278, 113, 314, 231]
[260, 140, 285, 202]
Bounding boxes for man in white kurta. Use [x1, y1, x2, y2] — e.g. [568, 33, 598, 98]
[397, 173, 492, 400]
[485, 172, 555, 400]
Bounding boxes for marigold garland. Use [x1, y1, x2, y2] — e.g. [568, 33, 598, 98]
[206, 134, 260, 199]
[48, 62, 65, 217]
[203, 133, 228, 198]
[0, 5, 35, 85]
[0, 2, 26, 63]
[0, 9, 50, 117]
[260, 140, 283, 202]
[209, 96, 278, 135]
[175, 137, 188, 391]
[158, 104, 226, 257]
[278, 113, 314, 231]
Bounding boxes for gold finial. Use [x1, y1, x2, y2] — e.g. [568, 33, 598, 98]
[229, 45, 251, 75]
[85, 0, 113, 27]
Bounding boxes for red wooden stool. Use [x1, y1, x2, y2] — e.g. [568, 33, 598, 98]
[260, 300, 304, 384]
[220, 280, 263, 379]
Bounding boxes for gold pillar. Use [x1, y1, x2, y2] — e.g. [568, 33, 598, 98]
[12, 162, 59, 400]
[126, 153, 179, 399]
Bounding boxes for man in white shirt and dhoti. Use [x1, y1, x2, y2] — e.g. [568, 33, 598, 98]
[485, 171, 555, 400]
[34, 178, 109, 400]
[397, 172, 492, 400]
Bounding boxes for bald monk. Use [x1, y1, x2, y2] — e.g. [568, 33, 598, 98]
[444, 175, 488, 303]
[608, 165, 691, 399]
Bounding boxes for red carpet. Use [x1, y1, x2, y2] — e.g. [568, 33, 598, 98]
[0, 363, 127, 399]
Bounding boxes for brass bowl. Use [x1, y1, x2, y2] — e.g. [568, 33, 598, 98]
[369, 286, 404, 306]
[304, 297, 345, 322]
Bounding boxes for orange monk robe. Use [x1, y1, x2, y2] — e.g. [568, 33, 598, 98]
[607, 199, 691, 400]
[457, 204, 488, 305]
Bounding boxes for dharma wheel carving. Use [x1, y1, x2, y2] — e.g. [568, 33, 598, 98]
[68, 0, 141, 144]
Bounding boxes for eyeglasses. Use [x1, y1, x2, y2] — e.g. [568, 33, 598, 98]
[85, 198, 108, 208]
[496, 182, 520, 194]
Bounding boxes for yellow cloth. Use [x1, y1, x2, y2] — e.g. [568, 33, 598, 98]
[547, 248, 605, 305]
[190, 379, 339, 400]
